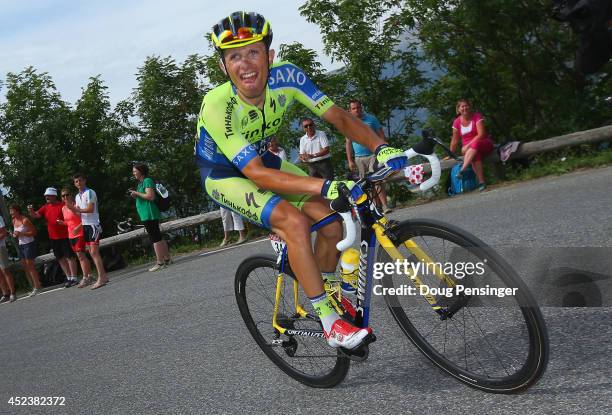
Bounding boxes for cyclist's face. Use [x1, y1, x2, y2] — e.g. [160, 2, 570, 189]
[223, 42, 274, 104]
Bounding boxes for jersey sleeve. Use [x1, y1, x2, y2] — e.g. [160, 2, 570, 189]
[197, 86, 260, 172]
[269, 62, 335, 118]
[143, 178, 155, 189]
[452, 117, 460, 130]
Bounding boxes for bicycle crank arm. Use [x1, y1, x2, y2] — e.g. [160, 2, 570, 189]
[337, 333, 377, 362]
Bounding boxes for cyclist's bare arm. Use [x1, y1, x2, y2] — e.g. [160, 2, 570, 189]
[242, 158, 325, 195]
[244, 105, 388, 195]
[322, 106, 386, 152]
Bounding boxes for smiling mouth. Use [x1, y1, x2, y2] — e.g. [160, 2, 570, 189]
[240, 71, 257, 81]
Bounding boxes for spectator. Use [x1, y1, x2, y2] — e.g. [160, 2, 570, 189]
[0, 214, 16, 302]
[128, 163, 172, 272]
[28, 187, 79, 288]
[298, 118, 334, 179]
[9, 204, 42, 297]
[58, 188, 94, 288]
[345, 99, 391, 213]
[0, 274, 11, 303]
[66, 173, 108, 289]
[219, 207, 248, 247]
[450, 99, 494, 192]
[268, 136, 287, 161]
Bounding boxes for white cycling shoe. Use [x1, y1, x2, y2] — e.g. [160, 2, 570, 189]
[324, 319, 373, 350]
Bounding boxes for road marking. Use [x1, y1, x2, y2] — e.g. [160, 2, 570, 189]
[199, 238, 267, 257]
[40, 287, 65, 295]
[8, 286, 66, 302]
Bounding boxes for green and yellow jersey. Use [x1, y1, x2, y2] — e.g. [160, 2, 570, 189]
[194, 61, 335, 229]
[195, 61, 334, 178]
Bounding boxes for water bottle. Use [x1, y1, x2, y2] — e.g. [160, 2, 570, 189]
[340, 248, 359, 295]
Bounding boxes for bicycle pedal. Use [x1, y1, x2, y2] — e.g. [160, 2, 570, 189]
[338, 333, 377, 362]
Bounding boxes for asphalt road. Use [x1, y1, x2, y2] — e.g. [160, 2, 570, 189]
[1, 167, 611, 415]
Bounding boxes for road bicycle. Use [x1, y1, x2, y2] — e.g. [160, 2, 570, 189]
[234, 132, 549, 393]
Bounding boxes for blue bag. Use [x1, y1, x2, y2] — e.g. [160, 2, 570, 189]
[448, 163, 478, 196]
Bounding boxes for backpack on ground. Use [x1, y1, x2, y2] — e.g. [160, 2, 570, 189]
[448, 162, 478, 196]
[154, 182, 171, 212]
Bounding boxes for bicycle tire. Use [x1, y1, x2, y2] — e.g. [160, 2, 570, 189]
[377, 219, 549, 393]
[235, 255, 350, 388]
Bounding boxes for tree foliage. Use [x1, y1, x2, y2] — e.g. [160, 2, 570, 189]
[128, 54, 209, 217]
[300, 0, 425, 145]
[1, 0, 610, 234]
[0, 69, 134, 237]
[398, 0, 611, 141]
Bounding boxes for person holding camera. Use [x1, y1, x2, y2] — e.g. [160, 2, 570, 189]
[128, 163, 171, 272]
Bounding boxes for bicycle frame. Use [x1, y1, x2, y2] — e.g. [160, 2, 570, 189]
[271, 192, 453, 334]
[270, 154, 450, 334]
[273, 210, 377, 331]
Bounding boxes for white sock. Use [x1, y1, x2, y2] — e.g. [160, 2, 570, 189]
[309, 293, 339, 333]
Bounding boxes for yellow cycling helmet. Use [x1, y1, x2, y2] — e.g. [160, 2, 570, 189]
[211, 11, 273, 51]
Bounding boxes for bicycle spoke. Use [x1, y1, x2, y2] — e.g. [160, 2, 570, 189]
[378, 221, 547, 391]
[237, 258, 347, 385]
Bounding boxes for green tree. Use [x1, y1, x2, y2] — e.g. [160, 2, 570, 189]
[399, 0, 609, 141]
[0, 67, 73, 211]
[275, 42, 348, 165]
[300, 0, 425, 145]
[71, 76, 136, 228]
[130, 54, 209, 216]
[0, 69, 134, 238]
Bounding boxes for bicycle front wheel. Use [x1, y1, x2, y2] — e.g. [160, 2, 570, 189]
[377, 219, 549, 393]
[235, 255, 350, 388]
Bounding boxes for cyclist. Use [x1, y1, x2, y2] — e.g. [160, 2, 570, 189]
[196, 11, 407, 350]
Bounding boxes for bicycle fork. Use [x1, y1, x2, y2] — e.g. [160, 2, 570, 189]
[373, 222, 456, 313]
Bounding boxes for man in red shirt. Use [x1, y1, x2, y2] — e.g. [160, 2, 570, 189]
[28, 187, 79, 287]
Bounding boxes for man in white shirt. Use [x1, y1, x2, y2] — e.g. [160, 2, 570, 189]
[0, 215, 16, 302]
[298, 118, 334, 179]
[67, 173, 108, 290]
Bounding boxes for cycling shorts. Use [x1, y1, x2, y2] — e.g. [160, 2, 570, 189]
[203, 155, 312, 229]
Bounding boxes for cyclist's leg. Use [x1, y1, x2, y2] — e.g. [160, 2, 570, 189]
[276, 160, 343, 275]
[206, 168, 328, 296]
[281, 161, 342, 272]
[205, 170, 371, 349]
[268, 199, 326, 297]
[301, 196, 342, 273]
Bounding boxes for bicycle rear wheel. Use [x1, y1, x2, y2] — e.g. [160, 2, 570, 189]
[377, 219, 548, 393]
[235, 255, 350, 388]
